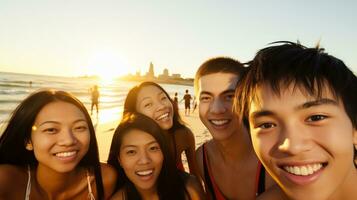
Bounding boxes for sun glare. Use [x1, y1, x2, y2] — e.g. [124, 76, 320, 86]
[87, 51, 130, 80]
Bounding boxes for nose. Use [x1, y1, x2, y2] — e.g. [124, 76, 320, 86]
[277, 124, 313, 155]
[210, 98, 226, 114]
[138, 150, 151, 165]
[57, 128, 77, 146]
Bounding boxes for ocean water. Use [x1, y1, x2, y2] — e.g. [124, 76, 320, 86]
[0, 71, 194, 128]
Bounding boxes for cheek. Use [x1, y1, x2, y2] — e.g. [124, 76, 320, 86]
[251, 132, 276, 162]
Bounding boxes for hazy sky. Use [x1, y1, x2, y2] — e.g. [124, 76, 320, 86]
[0, 0, 356, 78]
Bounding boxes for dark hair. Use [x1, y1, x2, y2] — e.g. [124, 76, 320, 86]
[194, 57, 246, 95]
[0, 89, 105, 199]
[123, 81, 185, 132]
[107, 112, 187, 200]
[234, 41, 357, 165]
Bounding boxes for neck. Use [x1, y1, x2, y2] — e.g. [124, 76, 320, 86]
[138, 187, 159, 200]
[34, 165, 84, 198]
[213, 125, 254, 161]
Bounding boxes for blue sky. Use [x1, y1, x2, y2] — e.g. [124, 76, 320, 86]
[0, 0, 356, 78]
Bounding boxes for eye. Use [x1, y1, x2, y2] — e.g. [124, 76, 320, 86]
[74, 125, 88, 132]
[161, 96, 168, 101]
[126, 149, 136, 155]
[43, 128, 58, 134]
[144, 103, 153, 108]
[225, 94, 235, 101]
[149, 145, 161, 152]
[200, 96, 211, 102]
[306, 115, 327, 122]
[257, 122, 276, 129]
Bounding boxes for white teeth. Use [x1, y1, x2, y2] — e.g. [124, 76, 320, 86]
[136, 170, 153, 176]
[283, 164, 323, 176]
[157, 113, 169, 121]
[210, 119, 229, 126]
[55, 151, 76, 157]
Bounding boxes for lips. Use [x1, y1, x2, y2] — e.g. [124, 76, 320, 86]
[136, 169, 154, 176]
[55, 151, 77, 158]
[156, 112, 170, 121]
[282, 163, 323, 176]
[209, 119, 230, 125]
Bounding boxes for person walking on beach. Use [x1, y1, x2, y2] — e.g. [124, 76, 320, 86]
[182, 89, 192, 116]
[90, 84, 100, 116]
[173, 92, 179, 111]
[234, 41, 357, 200]
[194, 57, 275, 199]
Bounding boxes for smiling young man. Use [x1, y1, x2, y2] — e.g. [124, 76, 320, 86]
[235, 41, 357, 200]
[194, 57, 275, 200]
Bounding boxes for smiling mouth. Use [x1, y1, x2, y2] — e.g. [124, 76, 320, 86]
[282, 163, 326, 176]
[156, 113, 169, 121]
[136, 169, 154, 176]
[209, 119, 230, 126]
[54, 151, 77, 158]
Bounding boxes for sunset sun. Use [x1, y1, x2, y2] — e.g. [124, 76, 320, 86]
[87, 51, 130, 79]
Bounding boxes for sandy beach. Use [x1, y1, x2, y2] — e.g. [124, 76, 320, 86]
[94, 110, 211, 169]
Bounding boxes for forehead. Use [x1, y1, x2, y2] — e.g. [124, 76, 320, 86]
[250, 83, 339, 112]
[35, 101, 85, 123]
[121, 129, 157, 146]
[198, 72, 238, 94]
[137, 85, 165, 100]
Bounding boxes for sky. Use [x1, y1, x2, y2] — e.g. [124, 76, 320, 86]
[0, 0, 356, 78]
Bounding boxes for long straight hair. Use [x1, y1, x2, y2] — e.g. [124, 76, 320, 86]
[0, 89, 105, 199]
[108, 112, 187, 200]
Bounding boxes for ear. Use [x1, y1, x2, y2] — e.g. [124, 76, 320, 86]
[117, 157, 122, 167]
[352, 127, 357, 153]
[25, 141, 33, 151]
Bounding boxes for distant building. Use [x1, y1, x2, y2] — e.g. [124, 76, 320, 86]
[171, 73, 181, 79]
[158, 68, 170, 79]
[146, 62, 155, 78]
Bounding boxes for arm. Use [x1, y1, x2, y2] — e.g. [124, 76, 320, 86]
[100, 163, 118, 199]
[185, 174, 205, 200]
[182, 128, 200, 179]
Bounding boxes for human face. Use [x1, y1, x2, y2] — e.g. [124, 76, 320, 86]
[198, 73, 239, 140]
[119, 129, 163, 193]
[136, 85, 174, 130]
[248, 84, 357, 200]
[27, 101, 90, 173]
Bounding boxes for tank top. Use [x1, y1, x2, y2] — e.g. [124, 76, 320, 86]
[202, 143, 266, 200]
[25, 167, 95, 200]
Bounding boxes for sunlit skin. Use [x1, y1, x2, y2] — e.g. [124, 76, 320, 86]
[118, 129, 163, 197]
[198, 72, 239, 141]
[136, 85, 174, 130]
[249, 84, 357, 200]
[26, 101, 90, 173]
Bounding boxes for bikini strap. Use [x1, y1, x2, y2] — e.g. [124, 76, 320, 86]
[255, 161, 266, 196]
[86, 170, 96, 200]
[202, 143, 226, 200]
[25, 165, 31, 200]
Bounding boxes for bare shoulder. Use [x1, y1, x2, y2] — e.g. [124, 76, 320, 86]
[100, 163, 118, 198]
[0, 165, 27, 198]
[110, 188, 125, 200]
[257, 185, 286, 200]
[185, 174, 205, 200]
[195, 145, 204, 173]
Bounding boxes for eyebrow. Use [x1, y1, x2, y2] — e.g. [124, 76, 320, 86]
[250, 98, 338, 120]
[38, 119, 86, 127]
[200, 89, 235, 96]
[139, 91, 165, 102]
[121, 140, 158, 148]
